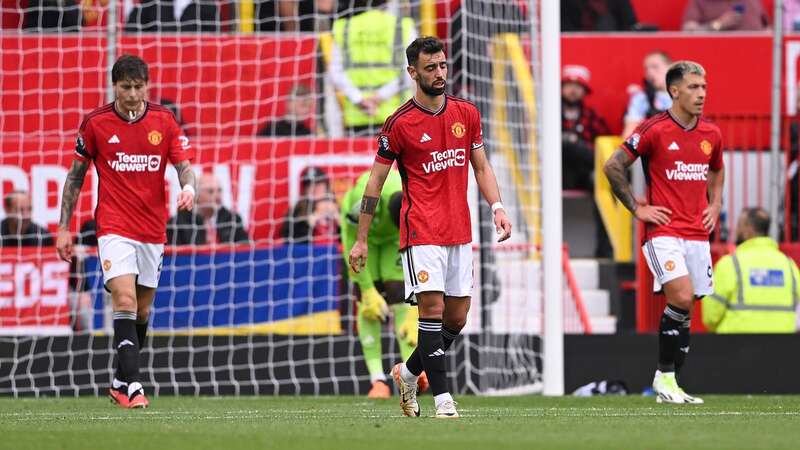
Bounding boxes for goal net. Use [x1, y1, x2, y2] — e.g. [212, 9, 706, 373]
[0, 0, 558, 397]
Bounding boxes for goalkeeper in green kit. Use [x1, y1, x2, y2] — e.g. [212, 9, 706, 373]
[341, 170, 428, 398]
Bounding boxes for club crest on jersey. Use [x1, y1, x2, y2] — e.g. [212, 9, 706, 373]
[148, 130, 163, 146]
[451, 122, 466, 138]
[417, 270, 429, 283]
[700, 140, 713, 156]
[664, 260, 675, 272]
[103, 259, 112, 271]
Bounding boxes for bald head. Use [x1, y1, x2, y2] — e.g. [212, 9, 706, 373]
[735, 207, 770, 244]
[196, 173, 222, 218]
[3, 191, 32, 233]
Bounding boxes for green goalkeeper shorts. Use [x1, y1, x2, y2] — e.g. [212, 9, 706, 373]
[366, 242, 404, 283]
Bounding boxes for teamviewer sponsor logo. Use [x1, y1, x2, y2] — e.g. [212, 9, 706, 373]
[423, 148, 466, 174]
[109, 152, 162, 172]
[665, 161, 708, 181]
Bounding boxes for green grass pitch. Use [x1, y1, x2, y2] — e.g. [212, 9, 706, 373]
[1, 395, 799, 450]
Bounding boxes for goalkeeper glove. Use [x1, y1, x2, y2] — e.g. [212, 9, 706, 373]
[397, 306, 419, 348]
[360, 287, 389, 322]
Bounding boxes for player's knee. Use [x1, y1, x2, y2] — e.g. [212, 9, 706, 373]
[113, 292, 137, 312]
[418, 302, 444, 319]
[670, 292, 694, 311]
[444, 314, 467, 331]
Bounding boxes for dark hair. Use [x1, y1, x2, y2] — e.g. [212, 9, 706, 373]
[388, 191, 403, 228]
[665, 60, 705, 99]
[112, 54, 149, 84]
[406, 36, 445, 67]
[743, 207, 770, 237]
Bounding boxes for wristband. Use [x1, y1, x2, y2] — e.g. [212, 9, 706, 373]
[182, 184, 196, 196]
[491, 202, 504, 213]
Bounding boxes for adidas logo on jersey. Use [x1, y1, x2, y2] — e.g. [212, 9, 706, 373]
[428, 348, 445, 357]
[668, 141, 680, 151]
[108, 134, 120, 144]
[420, 133, 432, 143]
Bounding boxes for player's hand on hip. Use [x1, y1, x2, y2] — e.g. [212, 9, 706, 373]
[177, 189, 194, 212]
[494, 209, 512, 242]
[702, 202, 722, 232]
[634, 204, 672, 225]
[349, 241, 368, 273]
[56, 229, 73, 263]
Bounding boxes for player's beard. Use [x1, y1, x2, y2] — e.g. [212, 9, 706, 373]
[419, 78, 446, 97]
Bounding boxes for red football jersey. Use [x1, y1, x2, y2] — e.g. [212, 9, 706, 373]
[74, 102, 194, 243]
[622, 111, 724, 241]
[375, 95, 483, 249]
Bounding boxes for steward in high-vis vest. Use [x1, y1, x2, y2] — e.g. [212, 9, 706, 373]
[703, 207, 799, 333]
[329, 0, 417, 134]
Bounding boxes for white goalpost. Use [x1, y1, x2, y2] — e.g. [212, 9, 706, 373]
[0, 0, 573, 397]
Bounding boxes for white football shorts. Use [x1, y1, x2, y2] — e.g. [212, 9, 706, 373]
[642, 236, 713, 296]
[400, 244, 473, 303]
[97, 234, 164, 288]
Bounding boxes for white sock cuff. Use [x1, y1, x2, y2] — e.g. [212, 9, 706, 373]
[434, 392, 453, 408]
[400, 363, 418, 384]
[370, 373, 387, 383]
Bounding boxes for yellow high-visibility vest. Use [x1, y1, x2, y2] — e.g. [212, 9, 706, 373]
[703, 237, 799, 333]
[332, 10, 415, 127]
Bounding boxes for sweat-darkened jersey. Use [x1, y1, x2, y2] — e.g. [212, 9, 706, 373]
[74, 102, 194, 243]
[375, 95, 483, 249]
[622, 111, 724, 241]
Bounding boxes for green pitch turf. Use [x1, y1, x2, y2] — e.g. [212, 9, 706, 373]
[1, 395, 798, 450]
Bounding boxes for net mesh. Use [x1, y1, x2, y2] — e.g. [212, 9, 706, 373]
[0, 0, 554, 397]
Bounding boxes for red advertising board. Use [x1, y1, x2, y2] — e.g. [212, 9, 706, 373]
[0, 247, 71, 335]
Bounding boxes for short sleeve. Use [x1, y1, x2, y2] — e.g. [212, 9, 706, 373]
[624, 91, 648, 123]
[167, 116, 193, 164]
[709, 132, 724, 171]
[622, 121, 653, 159]
[470, 106, 484, 150]
[75, 118, 96, 162]
[375, 130, 398, 165]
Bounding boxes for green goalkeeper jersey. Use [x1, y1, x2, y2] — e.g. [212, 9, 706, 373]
[340, 170, 403, 289]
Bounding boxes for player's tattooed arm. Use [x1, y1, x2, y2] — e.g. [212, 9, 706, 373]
[58, 159, 90, 229]
[360, 196, 379, 215]
[175, 160, 196, 191]
[602, 148, 638, 213]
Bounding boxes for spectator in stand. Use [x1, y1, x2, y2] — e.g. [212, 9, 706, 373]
[69, 219, 97, 332]
[561, 0, 638, 32]
[256, 0, 340, 32]
[23, 0, 81, 31]
[682, 0, 769, 32]
[785, 0, 800, 33]
[621, 51, 673, 139]
[561, 65, 612, 258]
[328, 0, 417, 136]
[0, 191, 53, 247]
[167, 173, 249, 245]
[125, 0, 226, 32]
[279, 167, 339, 244]
[562, 65, 609, 191]
[257, 84, 314, 137]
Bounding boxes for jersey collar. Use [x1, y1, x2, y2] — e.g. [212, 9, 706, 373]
[412, 95, 447, 116]
[112, 101, 150, 124]
[667, 109, 699, 132]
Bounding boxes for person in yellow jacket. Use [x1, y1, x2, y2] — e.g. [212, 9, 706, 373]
[328, 0, 417, 136]
[703, 207, 799, 333]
